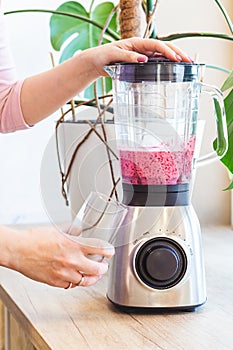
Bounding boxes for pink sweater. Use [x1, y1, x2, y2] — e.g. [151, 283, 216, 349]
[0, 5, 28, 133]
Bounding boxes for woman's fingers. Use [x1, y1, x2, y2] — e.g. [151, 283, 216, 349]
[98, 37, 194, 76]
[60, 236, 114, 286]
[165, 41, 193, 62]
[133, 39, 189, 61]
[10, 227, 114, 289]
[76, 237, 115, 256]
[76, 253, 110, 276]
[63, 270, 103, 289]
[51, 253, 108, 289]
[64, 274, 102, 289]
[65, 235, 115, 258]
[116, 38, 193, 62]
[62, 254, 108, 289]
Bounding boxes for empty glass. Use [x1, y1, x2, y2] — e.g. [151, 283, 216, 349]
[66, 191, 128, 252]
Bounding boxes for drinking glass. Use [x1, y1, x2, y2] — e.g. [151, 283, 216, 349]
[67, 191, 128, 253]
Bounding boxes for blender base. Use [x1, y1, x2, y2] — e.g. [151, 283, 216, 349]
[107, 297, 206, 313]
[107, 205, 206, 311]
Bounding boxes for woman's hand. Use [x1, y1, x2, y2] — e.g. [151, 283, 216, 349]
[20, 37, 193, 126]
[0, 226, 114, 289]
[86, 37, 193, 77]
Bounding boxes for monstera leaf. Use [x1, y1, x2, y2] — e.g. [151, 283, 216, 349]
[50, 1, 119, 98]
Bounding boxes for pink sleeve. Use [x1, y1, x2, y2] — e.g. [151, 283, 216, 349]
[0, 8, 29, 133]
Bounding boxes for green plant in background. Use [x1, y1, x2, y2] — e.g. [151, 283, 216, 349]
[219, 70, 233, 189]
[4, 0, 233, 189]
[50, 1, 119, 98]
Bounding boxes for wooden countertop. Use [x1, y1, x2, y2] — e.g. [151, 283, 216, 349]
[1, 226, 233, 350]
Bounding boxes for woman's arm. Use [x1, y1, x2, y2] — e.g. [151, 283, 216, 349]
[0, 9, 28, 132]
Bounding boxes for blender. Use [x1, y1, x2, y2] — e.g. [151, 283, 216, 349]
[104, 59, 227, 311]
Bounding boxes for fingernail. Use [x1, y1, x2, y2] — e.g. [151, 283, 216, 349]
[175, 54, 182, 61]
[188, 56, 194, 63]
[137, 55, 148, 63]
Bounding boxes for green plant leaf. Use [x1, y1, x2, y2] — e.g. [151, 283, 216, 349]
[50, 2, 88, 51]
[213, 89, 233, 178]
[59, 30, 91, 61]
[50, 1, 118, 61]
[224, 178, 233, 191]
[49, 1, 117, 98]
[213, 97, 228, 157]
[92, 2, 117, 33]
[221, 69, 233, 92]
[83, 77, 112, 100]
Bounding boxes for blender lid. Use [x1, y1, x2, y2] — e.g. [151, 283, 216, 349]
[111, 57, 205, 83]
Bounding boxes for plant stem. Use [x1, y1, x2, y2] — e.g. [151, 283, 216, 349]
[98, 5, 119, 45]
[206, 64, 231, 74]
[213, 0, 233, 34]
[4, 9, 120, 41]
[89, 0, 95, 13]
[146, 0, 156, 38]
[158, 32, 233, 42]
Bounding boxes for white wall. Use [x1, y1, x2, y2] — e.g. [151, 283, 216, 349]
[0, 0, 232, 226]
[1, 0, 66, 224]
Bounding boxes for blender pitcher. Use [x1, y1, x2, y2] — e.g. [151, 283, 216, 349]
[105, 59, 227, 207]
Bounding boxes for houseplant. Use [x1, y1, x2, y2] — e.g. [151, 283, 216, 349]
[48, 0, 233, 207]
[5, 0, 233, 212]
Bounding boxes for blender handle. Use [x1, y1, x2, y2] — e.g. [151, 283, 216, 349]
[195, 83, 228, 166]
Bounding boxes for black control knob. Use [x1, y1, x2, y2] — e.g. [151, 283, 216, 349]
[134, 237, 187, 289]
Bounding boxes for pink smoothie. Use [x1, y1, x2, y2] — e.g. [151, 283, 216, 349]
[119, 137, 196, 185]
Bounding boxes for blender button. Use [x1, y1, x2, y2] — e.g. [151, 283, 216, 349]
[146, 248, 179, 281]
[135, 237, 187, 289]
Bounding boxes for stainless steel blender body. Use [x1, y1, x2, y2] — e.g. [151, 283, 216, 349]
[107, 205, 206, 310]
[105, 60, 227, 310]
